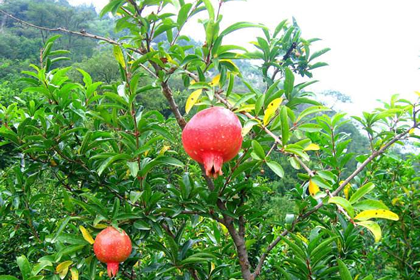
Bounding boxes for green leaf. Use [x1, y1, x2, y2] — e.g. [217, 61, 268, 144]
[231, 160, 260, 180]
[140, 157, 184, 176]
[273, 19, 288, 37]
[99, 0, 124, 17]
[45, 34, 61, 46]
[127, 161, 139, 177]
[202, 0, 215, 21]
[281, 236, 306, 261]
[97, 154, 132, 176]
[296, 106, 331, 122]
[284, 68, 294, 96]
[226, 72, 235, 97]
[310, 236, 338, 258]
[77, 69, 92, 87]
[17, 256, 32, 280]
[0, 276, 20, 280]
[241, 119, 258, 137]
[353, 200, 389, 211]
[220, 22, 266, 37]
[134, 220, 151, 231]
[251, 140, 265, 160]
[113, 45, 126, 68]
[32, 261, 53, 276]
[42, 42, 53, 60]
[27, 276, 44, 280]
[56, 245, 85, 259]
[349, 182, 375, 204]
[328, 197, 355, 218]
[181, 252, 215, 265]
[337, 259, 352, 280]
[309, 62, 328, 70]
[356, 221, 382, 242]
[280, 106, 289, 144]
[146, 125, 175, 143]
[266, 161, 284, 178]
[309, 48, 331, 61]
[177, 3, 192, 28]
[254, 94, 265, 116]
[52, 216, 72, 243]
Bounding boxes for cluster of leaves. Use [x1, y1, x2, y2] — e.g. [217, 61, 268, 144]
[0, 1, 419, 279]
[358, 153, 420, 279]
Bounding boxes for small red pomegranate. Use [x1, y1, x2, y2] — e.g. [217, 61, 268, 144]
[182, 107, 243, 178]
[93, 227, 132, 278]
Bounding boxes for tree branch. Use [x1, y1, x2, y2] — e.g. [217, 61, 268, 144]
[161, 81, 187, 129]
[0, 9, 121, 46]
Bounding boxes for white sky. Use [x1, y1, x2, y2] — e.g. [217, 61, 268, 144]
[69, 0, 420, 115]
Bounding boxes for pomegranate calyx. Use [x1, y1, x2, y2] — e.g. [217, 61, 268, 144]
[203, 152, 224, 178]
[107, 262, 119, 278]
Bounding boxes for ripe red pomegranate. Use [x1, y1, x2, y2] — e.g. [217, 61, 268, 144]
[182, 107, 243, 178]
[93, 227, 132, 278]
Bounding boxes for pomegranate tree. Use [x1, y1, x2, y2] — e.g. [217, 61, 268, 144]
[182, 107, 243, 178]
[93, 226, 132, 278]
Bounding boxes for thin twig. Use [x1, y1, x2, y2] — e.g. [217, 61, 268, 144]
[0, 9, 121, 46]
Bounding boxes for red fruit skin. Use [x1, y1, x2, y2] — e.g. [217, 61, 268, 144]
[93, 227, 132, 278]
[182, 107, 243, 178]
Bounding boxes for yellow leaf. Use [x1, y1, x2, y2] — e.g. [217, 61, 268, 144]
[210, 262, 215, 273]
[79, 225, 95, 245]
[337, 238, 342, 253]
[99, 271, 104, 277]
[185, 89, 202, 114]
[403, 187, 411, 196]
[93, 223, 108, 229]
[409, 128, 415, 135]
[166, 53, 178, 66]
[56, 261, 72, 279]
[304, 143, 320, 151]
[210, 74, 221, 87]
[159, 145, 171, 156]
[235, 104, 255, 112]
[219, 223, 228, 235]
[219, 59, 240, 73]
[340, 181, 351, 200]
[296, 233, 308, 244]
[391, 197, 400, 205]
[354, 209, 399, 221]
[263, 98, 283, 126]
[356, 221, 382, 242]
[113, 45, 126, 68]
[70, 268, 79, 280]
[309, 179, 320, 197]
[415, 91, 420, 97]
